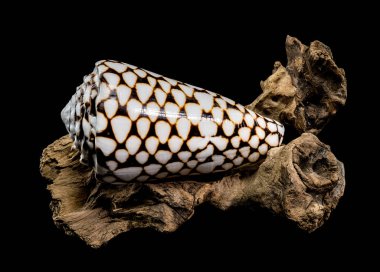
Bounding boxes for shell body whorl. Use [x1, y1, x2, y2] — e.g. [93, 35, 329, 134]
[62, 60, 284, 183]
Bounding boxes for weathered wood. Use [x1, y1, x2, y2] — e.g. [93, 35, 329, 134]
[248, 36, 347, 135]
[40, 133, 344, 248]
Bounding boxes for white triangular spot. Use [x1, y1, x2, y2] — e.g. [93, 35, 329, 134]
[96, 112, 108, 133]
[145, 69, 162, 78]
[134, 69, 147, 78]
[233, 156, 244, 166]
[187, 160, 198, 169]
[236, 103, 245, 112]
[220, 95, 236, 105]
[104, 99, 119, 118]
[222, 119, 235, 137]
[210, 137, 228, 151]
[258, 143, 268, 155]
[106, 160, 118, 171]
[147, 76, 157, 87]
[244, 114, 254, 128]
[155, 172, 168, 179]
[212, 155, 225, 166]
[127, 99, 142, 121]
[126, 63, 137, 69]
[178, 151, 192, 163]
[154, 88, 167, 107]
[185, 103, 202, 125]
[246, 108, 257, 119]
[96, 137, 117, 156]
[248, 135, 260, 149]
[136, 83, 153, 104]
[211, 107, 224, 125]
[97, 64, 108, 74]
[196, 144, 214, 162]
[199, 119, 217, 137]
[137, 117, 151, 139]
[155, 120, 171, 144]
[255, 126, 266, 140]
[231, 136, 240, 148]
[115, 149, 129, 163]
[265, 133, 279, 147]
[257, 117, 267, 128]
[248, 152, 260, 162]
[172, 89, 186, 107]
[114, 167, 142, 181]
[278, 124, 285, 136]
[125, 135, 141, 155]
[163, 76, 177, 86]
[136, 151, 149, 164]
[206, 90, 218, 97]
[222, 163, 234, 170]
[97, 82, 110, 103]
[179, 168, 191, 175]
[168, 135, 183, 153]
[239, 146, 250, 158]
[144, 164, 162, 176]
[111, 116, 132, 143]
[267, 122, 278, 133]
[105, 61, 127, 73]
[155, 150, 172, 164]
[194, 91, 213, 113]
[187, 137, 209, 152]
[215, 98, 227, 109]
[238, 127, 251, 142]
[145, 136, 159, 155]
[116, 85, 131, 106]
[164, 102, 180, 125]
[137, 175, 150, 182]
[158, 80, 171, 93]
[103, 72, 120, 87]
[223, 149, 237, 160]
[166, 162, 184, 173]
[122, 71, 137, 88]
[196, 162, 216, 173]
[227, 108, 243, 124]
[179, 84, 194, 97]
[146, 102, 160, 122]
[91, 89, 98, 100]
[103, 176, 116, 183]
[176, 118, 191, 140]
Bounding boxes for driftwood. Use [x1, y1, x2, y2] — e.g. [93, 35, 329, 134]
[40, 36, 347, 248]
[248, 36, 347, 135]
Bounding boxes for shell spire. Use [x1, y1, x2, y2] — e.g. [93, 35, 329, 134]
[62, 60, 285, 183]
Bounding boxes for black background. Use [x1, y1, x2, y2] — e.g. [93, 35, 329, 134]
[9, 6, 378, 269]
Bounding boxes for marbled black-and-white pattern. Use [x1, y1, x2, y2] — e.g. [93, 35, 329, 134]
[61, 60, 285, 183]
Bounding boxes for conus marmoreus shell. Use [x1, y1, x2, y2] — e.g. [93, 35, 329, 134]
[61, 60, 284, 183]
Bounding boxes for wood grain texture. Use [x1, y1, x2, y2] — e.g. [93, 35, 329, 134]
[248, 36, 347, 134]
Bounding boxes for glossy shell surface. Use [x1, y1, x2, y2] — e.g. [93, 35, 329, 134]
[61, 60, 284, 183]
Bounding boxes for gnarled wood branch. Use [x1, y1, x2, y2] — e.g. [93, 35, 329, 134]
[248, 36, 347, 135]
[40, 133, 344, 248]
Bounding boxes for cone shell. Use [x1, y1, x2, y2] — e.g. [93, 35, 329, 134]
[61, 60, 285, 183]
